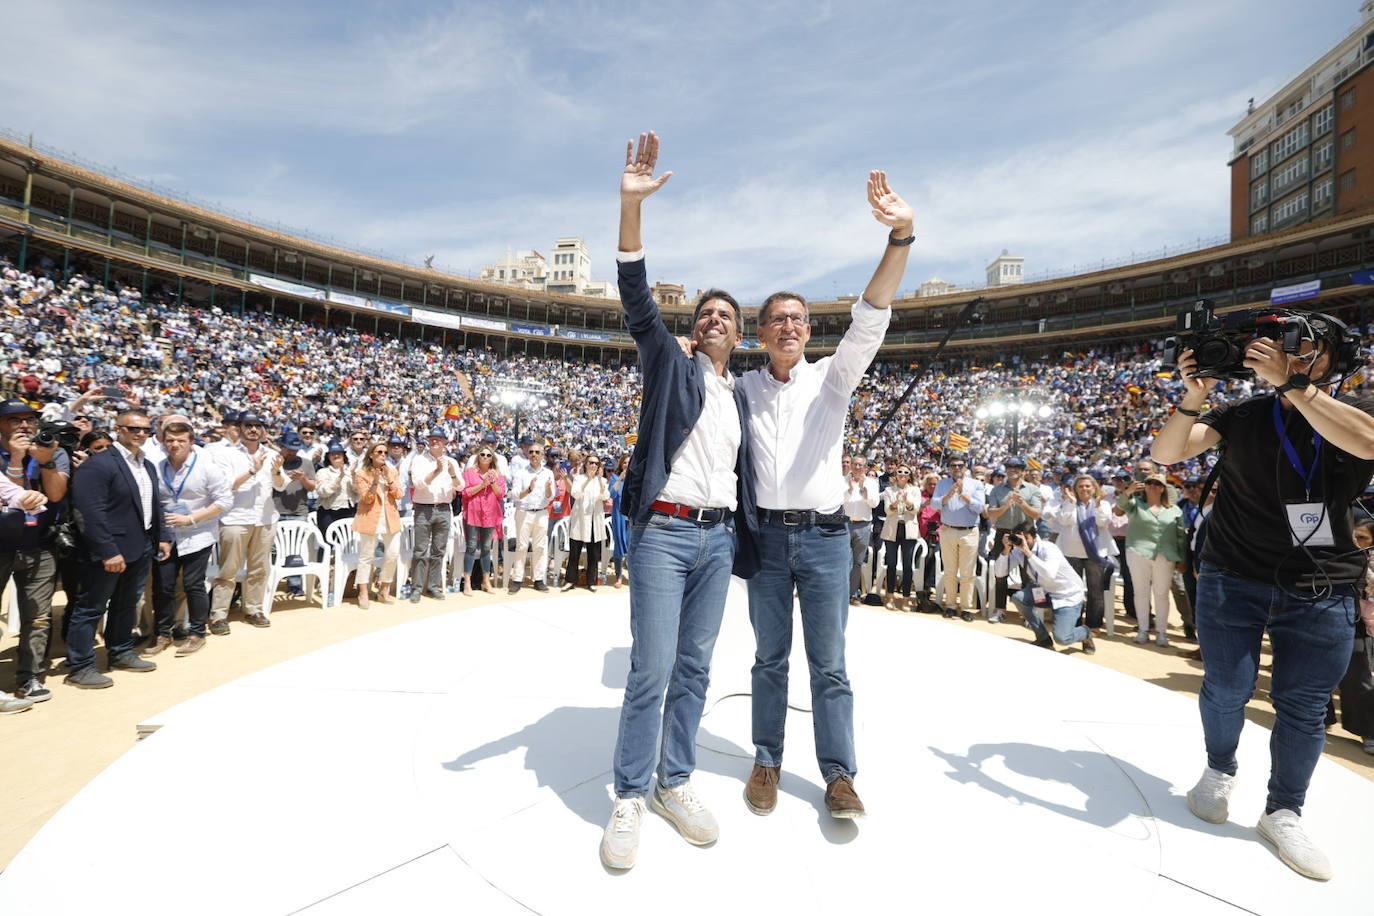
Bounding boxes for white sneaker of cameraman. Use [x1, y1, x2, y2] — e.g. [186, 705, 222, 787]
[1257, 808, 1333, 880]
[651, 780, 719, 846]
[600, 796, 646, 870]
[1185, 767, 1234, 824]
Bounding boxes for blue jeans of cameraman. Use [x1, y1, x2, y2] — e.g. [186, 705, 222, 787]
[1010, 587, 1089, 646]
[1195, 562, 1356, 815]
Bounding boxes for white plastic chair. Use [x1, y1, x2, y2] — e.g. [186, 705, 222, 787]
[264, 520, 331, 613]
[3, 575, 17, 638]
[325, 518, 359, 606]
[547, 517, 571, 586]
[395, 515, 416, 594]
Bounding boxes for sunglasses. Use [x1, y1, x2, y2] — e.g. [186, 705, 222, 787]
[478, 452, 494, 458]
[529, 450, 544, 455]
[242, 423, 265, 430]
[118, 425, 152, 434]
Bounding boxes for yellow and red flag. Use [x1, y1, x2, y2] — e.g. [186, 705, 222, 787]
[946, 432, 970, 452]
[443, 404, 463, 421]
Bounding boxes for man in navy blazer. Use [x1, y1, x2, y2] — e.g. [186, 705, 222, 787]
[65, 409, 170, 688]
[601, 131, 758, 871]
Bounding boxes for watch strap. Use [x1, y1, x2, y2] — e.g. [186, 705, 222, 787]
[888, 230, 916, 247]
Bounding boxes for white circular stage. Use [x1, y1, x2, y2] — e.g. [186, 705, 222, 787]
[1, 584, 1369, 915]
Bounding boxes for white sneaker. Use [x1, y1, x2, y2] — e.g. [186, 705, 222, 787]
[650, 780, 719, 846]
[1257, 809, 1333, 880]
[0, 690, 34, 715]
[599, 796, 645, 870]
[1186, 767, 1235, 824]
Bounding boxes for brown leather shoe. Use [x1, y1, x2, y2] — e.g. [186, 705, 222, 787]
[744, 764, 780, 815]
[175, 635, 207, 657]
[141, 635, 173, 657]
[825, 775, 866, 819]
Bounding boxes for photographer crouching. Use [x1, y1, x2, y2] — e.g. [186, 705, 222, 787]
[1153, 307, 1374, 881]
[991, 521, 1096, 654]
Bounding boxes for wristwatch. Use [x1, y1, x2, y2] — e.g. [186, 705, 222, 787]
[1276, 372, 1311, 395]
[38, 460, 58, 470]
[888, 230, 916, 247]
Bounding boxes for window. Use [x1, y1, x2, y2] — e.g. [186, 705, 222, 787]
[1314, 177, 1334, 207]
[1252, 213, 1269, 235]
[1315, 103, 1334, 136]
[1271, 154, 1308, 194]
[1341, 86, 1357, 112]
[1272, 190, 1310, 225]
[1340, 169, 1357, 194]
[1342, 128, 1357, 152]
[1271, 122, 1310, 163]
[1250, 148, 1269, 178]
[1315, 138, 1334, 172]
[1252, 180, 1269, 210]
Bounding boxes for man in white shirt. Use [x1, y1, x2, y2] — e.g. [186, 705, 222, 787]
[843, 454, 879, 604]
[740, 170, 912, 821]
[344, 427, 370, 472]
[991, 521, 1095, 653]
[406, 428, 462, 602]
[149, 421, 232, 657]
[208, 411, 281, 632]
[507, 444, 553, 593]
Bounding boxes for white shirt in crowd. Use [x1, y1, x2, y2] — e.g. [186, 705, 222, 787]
[157, 447, 233, 553]
[407, 451, 462, 505]
[511, 464, 555, 511]
[992, 537, 1086, 610]
[842, 475, 880, 521]
[657, 350, 741, 511]
[214, 442, 281, 527]
[1053, 500, 1118, 561]
[740, 298, 890, 511]
[113, 440, 154, 531]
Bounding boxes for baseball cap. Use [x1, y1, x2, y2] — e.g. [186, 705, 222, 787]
[0, 399, 39, 417]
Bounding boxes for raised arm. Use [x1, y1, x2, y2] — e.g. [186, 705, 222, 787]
[619, 131, 673, 253]
[860, 170, 915, 310]
[617, 131, 681, 361]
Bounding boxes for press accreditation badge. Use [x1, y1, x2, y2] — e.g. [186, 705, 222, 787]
[1031, 586, 1049, 604]
[1284, 501, 1335, 547]
[168, 501, 190, 516]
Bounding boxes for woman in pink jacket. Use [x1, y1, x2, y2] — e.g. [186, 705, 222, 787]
[352, 441, 403, 607]
[462, 446, 507, 594]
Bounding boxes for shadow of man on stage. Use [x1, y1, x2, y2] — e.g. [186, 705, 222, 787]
[928, 741, 1250, 839]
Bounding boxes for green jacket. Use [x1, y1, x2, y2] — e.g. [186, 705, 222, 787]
[1115, 494, 1186, 563]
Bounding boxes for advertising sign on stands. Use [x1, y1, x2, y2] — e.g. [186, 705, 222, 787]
[250, 274, 326, 300]
[511, 323, 552, 337]
[464, 316, 508, 332]
[557, 328, 611, 342]
[1270, 280, 1321, 305]
[411, 306, 465, 330]
[326, 290, 411, 316]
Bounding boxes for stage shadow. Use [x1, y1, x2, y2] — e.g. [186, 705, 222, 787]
[928, 741, 1251, 840]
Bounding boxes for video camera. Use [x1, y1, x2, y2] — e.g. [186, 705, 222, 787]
[1163, 299, 1362, 382]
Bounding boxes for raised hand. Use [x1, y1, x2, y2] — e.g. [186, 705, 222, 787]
[622, 131, 673, 201]
[867, 170, 914, 235]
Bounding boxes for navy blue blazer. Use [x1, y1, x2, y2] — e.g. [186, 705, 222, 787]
[71, 446, 167, 563]
[618, 257, 759, 578]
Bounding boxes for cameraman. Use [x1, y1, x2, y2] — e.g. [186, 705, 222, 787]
[991, 521, 1095, 654]
[1153, 320, 1374, 881]
[0, 398, 70, 704]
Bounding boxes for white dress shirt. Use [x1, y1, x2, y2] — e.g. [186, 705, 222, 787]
[739, 299, 891, 511]
[992, 538, 1086, 609]
[214, 442, 280, 527]
[842, 476, 880, 522]
[511, 465, 554, 511]
[113, 441, 154, 531]
[1052, 500, 1118, 560]
[157, 448, 233, 553]
[408, 451, 461, 505]
[657, 351, 741, 511]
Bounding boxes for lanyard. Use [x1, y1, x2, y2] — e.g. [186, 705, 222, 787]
[1272, 398, 1322, 500]
[161, 454, 197, 502]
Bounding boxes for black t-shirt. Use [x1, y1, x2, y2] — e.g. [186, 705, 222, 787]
[1198, 393, 1374, 585]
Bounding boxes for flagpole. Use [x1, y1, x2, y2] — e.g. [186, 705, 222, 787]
[861, 296, 985, 455]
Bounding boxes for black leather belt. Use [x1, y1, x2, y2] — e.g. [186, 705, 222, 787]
[943, 524, 975, 530]
[757, 508, 848, 527]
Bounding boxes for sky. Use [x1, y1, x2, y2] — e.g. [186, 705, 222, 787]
[0, 0, 1361, 303]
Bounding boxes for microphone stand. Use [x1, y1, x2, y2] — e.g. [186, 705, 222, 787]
[861, 296, 986, 455]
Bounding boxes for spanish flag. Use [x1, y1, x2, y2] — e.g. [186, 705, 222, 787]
[443, 404, 463, 421]
[947, 432, 970, 452]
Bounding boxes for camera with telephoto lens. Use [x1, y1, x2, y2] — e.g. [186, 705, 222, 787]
[35, 422, 81, 452]
[1008, 532, 1025, 547]
[1162, 299, 1310, 380]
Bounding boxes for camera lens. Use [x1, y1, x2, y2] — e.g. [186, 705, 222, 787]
[1195, 337, 1238, 369]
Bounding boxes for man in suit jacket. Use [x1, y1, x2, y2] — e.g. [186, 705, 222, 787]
[600, 131, 759, 871]
[65, 409, 170, 688]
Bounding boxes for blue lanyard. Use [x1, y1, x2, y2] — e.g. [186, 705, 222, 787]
[161, 454, 197, 502]
[1272, 398, 1322, 499]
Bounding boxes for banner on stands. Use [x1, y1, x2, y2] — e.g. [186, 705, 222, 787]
[557, 328, 611, 342]
[326, 290, 410, 316]
[464, 316, 508, 332]
[1269, 280, 1321, 305]
[512, 323, 552, 337]
[250, 274, 325, 300]
[410, 306, 465, 330]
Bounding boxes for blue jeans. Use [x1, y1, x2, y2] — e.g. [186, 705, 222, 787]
[612, 513, 735, 798]
[66, 543, 154, 671]
[1010, 588, 1089, 645]
[748, 518, 855, 783]
[1195, 562, 1356, 815]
